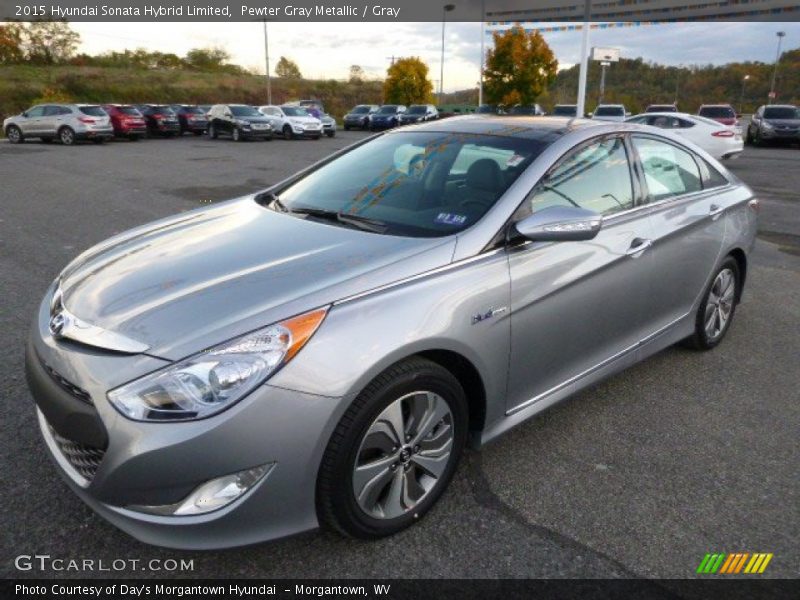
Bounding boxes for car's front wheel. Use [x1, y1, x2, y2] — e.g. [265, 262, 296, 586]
[283, 124, 294, 140]
[684, 257, 740, 350]
[6, 125, 24, 143]
[317, 357, 467, 539]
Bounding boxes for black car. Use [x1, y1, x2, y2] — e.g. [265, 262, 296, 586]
[552, 104, 578, 117]
[207, 104, 273, 141]
[476, 104, 503, 114]
[747, 104, 800, 145]
[135, 104, 181, 137]
[508, 104, 545, 116]
[398, 104, 438, 125]
[343, 104, 378, 130]
[645, 104, 678, 113]
[170, 105, 209, 135]
[369, 105, 406, 130]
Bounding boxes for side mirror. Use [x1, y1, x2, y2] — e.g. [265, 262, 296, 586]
[513, 206, 602, 242]
[22, 111, 28, 118]
[224, 111, 232, 118]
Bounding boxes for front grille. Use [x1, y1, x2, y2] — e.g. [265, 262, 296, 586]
[40, 360, 93, 405]
[48, 425, 106, 482]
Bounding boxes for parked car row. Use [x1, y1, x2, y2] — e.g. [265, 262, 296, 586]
[342, 104, 439, 131]
[2, 100, 340, 145]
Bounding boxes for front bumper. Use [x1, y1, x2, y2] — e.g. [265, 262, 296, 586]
[241, 127, 273, 138]
[27, 288, 347, 549]
[760, 127, 800, 140]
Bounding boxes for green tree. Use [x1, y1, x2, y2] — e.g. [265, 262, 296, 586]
[0, 22, 24, 64]
[349, 64, 365, 84]
[22, 21, 80, 64]
[275, 56, 302, 79]
[185, 47, 230, 71]
[383, 57, 433, 105]
[484, 26, 558, 105]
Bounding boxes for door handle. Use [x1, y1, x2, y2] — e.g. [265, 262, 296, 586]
[626, 238, 653, 258]
[709, 204, 724, 220]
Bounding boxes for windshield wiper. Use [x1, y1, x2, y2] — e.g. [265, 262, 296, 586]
[290, 206, 388, 234]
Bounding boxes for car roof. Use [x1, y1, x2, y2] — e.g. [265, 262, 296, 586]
[765, 104, 797, 109]
[699, 104, 732, 107]
[392, 114, 598, 141]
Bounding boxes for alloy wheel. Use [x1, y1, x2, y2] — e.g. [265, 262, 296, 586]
[352, 391, 454, 520]
[704, 268, 735, 340]
[6, 126, 21, 143]
[60, 128, 74, 145]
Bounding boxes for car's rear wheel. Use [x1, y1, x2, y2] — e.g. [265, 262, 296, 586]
[684, 257, 740, 350]
[317, 357, 467, 539]
[5, 125, 23, 144]
[59, 127, 75, 146]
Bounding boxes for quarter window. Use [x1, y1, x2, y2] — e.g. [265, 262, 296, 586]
[527, 137, 634, 216]
[633, 137, 702, 201]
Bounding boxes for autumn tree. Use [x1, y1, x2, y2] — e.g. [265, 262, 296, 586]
[275, 56, 302, 79]
[484, 26, 558, 105]
[0, 22, 24, 64]
[22, 21, 80, 64]
[383, 57, 433, 105]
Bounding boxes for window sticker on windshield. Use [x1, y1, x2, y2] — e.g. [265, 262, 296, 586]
[507, 154, 525, 167]
[435, 213, 467, 226]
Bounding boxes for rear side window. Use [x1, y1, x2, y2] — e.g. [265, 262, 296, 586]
[528, 137, 634, 216]
[79, 106, 107, 117]
[699, 106, 735, 119]
[633, 137, 702, 201]
[697, 158, 729, 189]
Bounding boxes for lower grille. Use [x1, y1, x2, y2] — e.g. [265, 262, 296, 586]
[48, 425, 106, 482]
[40, 359, 93, 405]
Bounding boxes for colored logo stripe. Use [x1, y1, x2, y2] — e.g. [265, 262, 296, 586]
[697, 553, 773, 574]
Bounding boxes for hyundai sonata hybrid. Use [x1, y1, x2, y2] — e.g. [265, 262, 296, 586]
[27, 116, 757, 549]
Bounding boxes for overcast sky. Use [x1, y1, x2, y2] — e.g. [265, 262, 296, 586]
[70, 21, 800, 91]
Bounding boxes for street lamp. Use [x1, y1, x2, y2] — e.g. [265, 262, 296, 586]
[739, 74, 750, 113]
[439, 3, 455, 105]
[768, 31, 786, 104]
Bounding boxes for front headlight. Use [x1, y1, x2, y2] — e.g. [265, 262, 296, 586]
[761, 121, 773, 130]
[108, 308, 327, 422]
[236, 119, 250, 127]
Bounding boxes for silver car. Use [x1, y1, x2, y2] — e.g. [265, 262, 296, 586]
[4, 104, 113, 145]
[27, 116, 757, 549]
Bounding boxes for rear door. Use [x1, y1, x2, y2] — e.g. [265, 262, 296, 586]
[629, 135, 726, 334]
[505, 135, 656, 412]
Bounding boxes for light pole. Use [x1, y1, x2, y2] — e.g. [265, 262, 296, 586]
[598, 61, 610, 106]
[478, 0, 485, 106]
[739, 74, 750, 113]
[439, 3, 455, 105]
[263, 20, 272, 105]
[768, 31, 786, 104]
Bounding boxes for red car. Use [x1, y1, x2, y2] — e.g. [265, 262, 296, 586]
[698, 104, 739, 127]
[103, 104, 148, 140]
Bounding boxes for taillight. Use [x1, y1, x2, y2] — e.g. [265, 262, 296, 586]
[78, 116, 96, 124]
[712, 130, 735, 138]
[153, 113, 164, 119]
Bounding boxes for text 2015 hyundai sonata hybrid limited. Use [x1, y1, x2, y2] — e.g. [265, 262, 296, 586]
[27, 116, 757, 549]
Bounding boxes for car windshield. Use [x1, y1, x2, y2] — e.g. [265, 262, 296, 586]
[408, 106, 427, 114]
[150, 106, 175, 115]
[595, 106, 624, 116]
[553, 106, 576, 116]
[272, 131, 548, 237]
[764, 107, 799, 119]
[118, 106, 141, 116]
[378, 106, 398, 114]
[282, 106, 310, 117]
[648, 105, 676, 112]
[183, 106, 205, 114]
[699, 106, 735, 118]
[79, 106, 107, 117]
[230, 105, 261, 117]
[351, 106, 371, 114]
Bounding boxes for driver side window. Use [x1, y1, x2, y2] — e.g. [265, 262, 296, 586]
[527, 137, 634, 217]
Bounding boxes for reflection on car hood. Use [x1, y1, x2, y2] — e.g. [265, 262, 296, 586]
[58, 198, 454, 360]
[765, 119, 800, 127]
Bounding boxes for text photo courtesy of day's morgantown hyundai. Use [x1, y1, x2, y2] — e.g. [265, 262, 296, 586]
[1, 1, 798, 598]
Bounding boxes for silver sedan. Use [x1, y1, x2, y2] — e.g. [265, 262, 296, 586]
[27, 116, 757, 548]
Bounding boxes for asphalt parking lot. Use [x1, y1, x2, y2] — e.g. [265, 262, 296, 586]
[0, 131, 797, 580]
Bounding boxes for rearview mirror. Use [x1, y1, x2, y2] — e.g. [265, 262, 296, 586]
[513, 206, 602, 242]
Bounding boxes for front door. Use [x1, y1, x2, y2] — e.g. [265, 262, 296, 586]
[505, 135, 655, 412]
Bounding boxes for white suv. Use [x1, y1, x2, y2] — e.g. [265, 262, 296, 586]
[3, 104, 114, 145]
[257, 105, 323, 140]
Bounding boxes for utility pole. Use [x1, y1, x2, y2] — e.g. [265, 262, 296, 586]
[739, 74, 750, 112]
[263, 20, 272, 105]
[576, 0, 591, 118]
[768, 31, 786, 104]
[386, 56, 397, 66]
[478, 0, 485, 106]
[440, 4, 456, 105]
[598, 61, 609, 106]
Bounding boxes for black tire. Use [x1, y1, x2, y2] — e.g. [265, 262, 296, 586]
[232, 128, 243, 142]
[58, 127, 75, 146]
[344, 124, 350, 131]
[5, 125, 23, 144]
[683, 256, 741, 351]
[283, 124, 294, 140]
[208, 124, 218, 139]
[317, 357, 468, 539]
[745, 127, 753, 145]
[326, 131, 335, 138]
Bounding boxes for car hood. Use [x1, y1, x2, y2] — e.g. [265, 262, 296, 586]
[239, 116, 271, 124]
[764, 118, 800, 127]
[288, 116, 320, 124]
[57, 197, 454, 360]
